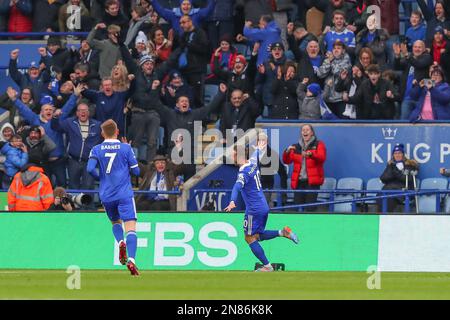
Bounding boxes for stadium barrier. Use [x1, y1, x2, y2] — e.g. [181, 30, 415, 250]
[3, 211, 450, 272]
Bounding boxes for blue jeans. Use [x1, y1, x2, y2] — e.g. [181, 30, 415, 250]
[400, 98, 417, 120]
[45, 157, 67, 188]
[67, 157, 94, 190]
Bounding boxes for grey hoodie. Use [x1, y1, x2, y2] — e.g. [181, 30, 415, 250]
[297, 83, 321, 120]
[20, 170, 40, 187]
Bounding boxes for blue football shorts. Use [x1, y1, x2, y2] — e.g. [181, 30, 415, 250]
[243, 211, 269, 236]
[103, 197, 137, 222]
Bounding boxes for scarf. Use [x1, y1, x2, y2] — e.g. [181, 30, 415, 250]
[433, 40, 447, 64]
[299, 136, 316, 181]
[148, 172, 168, 200]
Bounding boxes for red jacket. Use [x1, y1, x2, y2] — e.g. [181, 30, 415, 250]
[282, 140, 326, 189]
[208, 48, 238, 80]
[8, 4, 32, 36]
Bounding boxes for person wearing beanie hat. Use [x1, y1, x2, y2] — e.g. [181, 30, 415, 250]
[307, 83, 321, 97]
[431, 25, 447, 64]
[135, 31, 148, 46]
[162, 70, 194, 107]
[417, 0, 450, 48]
[139, 54, 155, 67]
[380, 143, 419, 212]
[297, 79, 322, 120]
[135, 153, 184, 211]
[211, 52, 253, 95]
[131, 31, 150, 59]
[208, 35, 238, 83]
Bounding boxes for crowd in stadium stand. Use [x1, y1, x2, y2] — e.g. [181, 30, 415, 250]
[1, 0, 450, 210]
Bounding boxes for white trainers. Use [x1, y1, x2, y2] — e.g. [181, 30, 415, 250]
[255, 264, 274, 272]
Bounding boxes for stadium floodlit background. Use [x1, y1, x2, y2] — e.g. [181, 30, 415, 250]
[2, 0, 450, 300]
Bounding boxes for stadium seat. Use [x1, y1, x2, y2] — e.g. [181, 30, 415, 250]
[334, 177, 363, 213]
[417, 178, 448, 213]
[234, 43, 251, 60]
[317, 177, 337, 203]
[363, 178, 384, 212]
[203, 84, 219, 105]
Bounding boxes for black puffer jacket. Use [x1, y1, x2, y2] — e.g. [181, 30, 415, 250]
[269, 77, 298, 119]
[380, 159, 419, 190]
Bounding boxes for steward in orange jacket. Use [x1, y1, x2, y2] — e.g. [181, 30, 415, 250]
[7, 164, 54, 211]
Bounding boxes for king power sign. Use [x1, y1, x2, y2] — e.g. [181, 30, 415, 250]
[259, 123, 450, 181]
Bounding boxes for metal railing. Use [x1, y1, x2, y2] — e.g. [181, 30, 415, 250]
[193, 188, 450, 214]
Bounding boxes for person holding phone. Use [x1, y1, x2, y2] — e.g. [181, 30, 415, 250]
[409, 65, 450, 121]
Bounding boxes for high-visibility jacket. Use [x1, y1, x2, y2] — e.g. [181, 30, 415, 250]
[7, 166, 54, 211]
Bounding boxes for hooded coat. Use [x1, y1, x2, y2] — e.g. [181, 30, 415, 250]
[7, 165, 54, 211]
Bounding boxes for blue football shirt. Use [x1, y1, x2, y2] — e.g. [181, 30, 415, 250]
[235, 158, 270, 215]
[89, 139, 138, 202]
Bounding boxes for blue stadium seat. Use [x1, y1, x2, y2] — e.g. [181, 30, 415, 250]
[417, 178, 448, 213]
[365, 178, 384, 205]
[234, 43, 251, 60]
[204, 84, 219, 105]
[334, 177, 363, 212]
[317, 177, 337, 203]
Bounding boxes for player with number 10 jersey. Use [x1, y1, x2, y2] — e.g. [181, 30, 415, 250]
[225, 142, 299, 272]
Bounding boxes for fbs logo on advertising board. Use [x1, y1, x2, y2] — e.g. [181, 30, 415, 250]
[114, 222, 239, 268]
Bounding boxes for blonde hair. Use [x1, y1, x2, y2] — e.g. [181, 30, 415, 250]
[101, 119, 118, 138]
[111, 63, 130, 92]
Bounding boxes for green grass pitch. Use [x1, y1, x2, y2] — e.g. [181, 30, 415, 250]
[2, 270, 450, 299]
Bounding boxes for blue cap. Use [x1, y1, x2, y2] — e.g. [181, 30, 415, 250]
[40, 95, 54, 106]
[393, 143, 404, 154]
[435, 26, 444, 35]
[307, 83, 321, 96]
[29, 61, 39, 69]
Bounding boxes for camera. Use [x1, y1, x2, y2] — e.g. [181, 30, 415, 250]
[424, 78, 435, 87]
[61, 193, 93, 208]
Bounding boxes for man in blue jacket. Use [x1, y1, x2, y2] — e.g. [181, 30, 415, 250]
[80, 77, 130, 137]
[152, 0, 216, 35]
[51, 93, 102, 190]
[8, 49, 50, 104]
[6, 86, 79, 187]
[243, 15, 282, 66]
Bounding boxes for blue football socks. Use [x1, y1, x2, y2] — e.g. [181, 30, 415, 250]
[259, 230, 280, 241]
[249, 241, 269, 265]
[112, 223, 124, 243]
[126, 231, 137, 259]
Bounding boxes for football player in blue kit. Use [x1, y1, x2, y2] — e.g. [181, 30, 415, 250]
[224, 139, 299, 272]
[87, 119, 141, 276]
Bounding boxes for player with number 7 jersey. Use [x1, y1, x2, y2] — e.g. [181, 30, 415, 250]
[87, 120, 141, 276]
